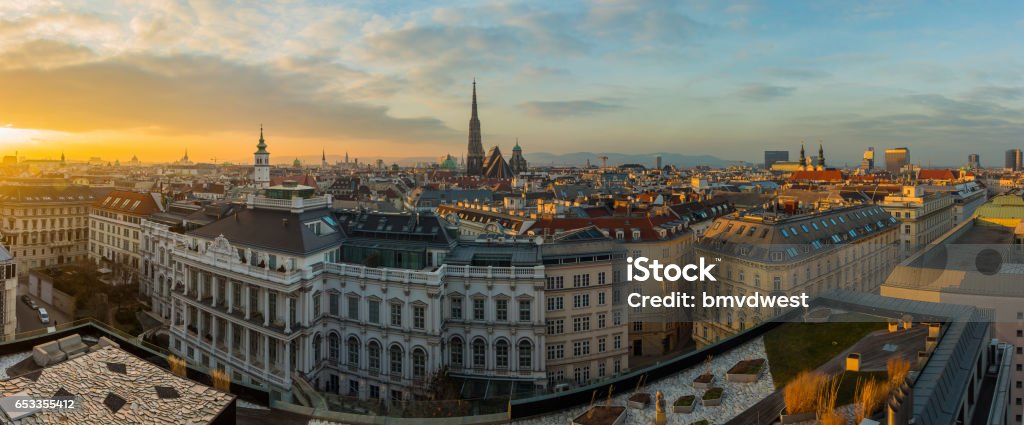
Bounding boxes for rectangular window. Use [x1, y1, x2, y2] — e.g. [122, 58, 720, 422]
[413, 306, 425, 329]
[329, 293, 339, 316]
[598, 338, 606, 353]
[546, 319, 564, 335]
[598, 272, 606, 284]
[368, 300, 380, 324]
[495, 299, 508, 321]
[390, 303, 402, 327]
[547, 296, 564, 311]
[347, 297, 359, 320]
[473, 299, 485, 321]
[598, 292, 606, 305]
[519, 300, 531, 322]
[546, 344, 564, 360]
[451, 297, 463, 320]
[597, 313, 606, 329]
[613, 335, 621, 350]
[573, 316, 591, 332]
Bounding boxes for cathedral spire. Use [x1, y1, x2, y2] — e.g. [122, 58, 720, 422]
[799, 142, 807, 170]
[466, 79, 484, 176]
[471, 78, 478, 120]
[818, 142, 825, 168]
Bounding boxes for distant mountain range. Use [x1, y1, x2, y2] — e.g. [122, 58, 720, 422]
[523, 152, 736, 168]
[300, 152, 738, 168]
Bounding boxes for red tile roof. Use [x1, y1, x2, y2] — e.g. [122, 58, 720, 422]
[789, 170, 844, 182]
[93, 190, 162, 215]
[918, 169, 955, 180]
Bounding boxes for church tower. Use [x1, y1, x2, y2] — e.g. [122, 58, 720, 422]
[254, 125, 270, 188]
[466, 79, 485, 176]
[799, 143, 807, 171]
[817, 143, 825, 170]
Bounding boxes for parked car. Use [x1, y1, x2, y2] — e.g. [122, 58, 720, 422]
[22, 295, 37, 310]
[38, 308, 49, 324]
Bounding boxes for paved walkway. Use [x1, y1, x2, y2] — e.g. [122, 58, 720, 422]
[724, 326, 926, 425]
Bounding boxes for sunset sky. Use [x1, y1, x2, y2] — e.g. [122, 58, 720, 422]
[0, 1, 1022, 166]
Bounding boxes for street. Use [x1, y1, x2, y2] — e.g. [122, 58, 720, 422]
[16, 279, 71, 333]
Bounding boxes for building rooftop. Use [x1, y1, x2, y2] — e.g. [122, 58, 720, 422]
[188, 207, 344, 256]
[0, 346, 234, 424]
[697, 204, 896, 263]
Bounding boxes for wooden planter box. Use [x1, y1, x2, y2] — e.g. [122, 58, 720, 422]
[572, 405, 627, 425]
[701, 388, 724, 407]
[672, 395, 696, 414]
[627, 393, 651, 409]
[779, 411, 816, 423]
[692, 373, 715, 389]
[726, 358, 765, 383]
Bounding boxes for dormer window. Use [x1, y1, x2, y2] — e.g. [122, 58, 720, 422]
[616, 230, 624, 240]
[632, 230, 641, 240]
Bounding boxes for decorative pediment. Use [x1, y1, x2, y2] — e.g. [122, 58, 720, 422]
[206, 234, 240, 264]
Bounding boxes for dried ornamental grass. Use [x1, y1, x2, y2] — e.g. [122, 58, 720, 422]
[783, 370, 826, 414]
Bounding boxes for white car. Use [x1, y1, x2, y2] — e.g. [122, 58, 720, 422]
[37, 308, 49, 324]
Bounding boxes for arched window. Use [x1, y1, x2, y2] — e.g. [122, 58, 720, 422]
[344, 336, 356, 366]
[472, 338, 486, 368]
[389, 345, 403, 376]
[495, 340, 509, 369]
[313, 334, 322, 363]
[412, 348, 426, 379]
[333, 335, 346, 362]
[368, 341, 381, 371]
[450, 337, 463, 367]
[518, 340, 532, 370]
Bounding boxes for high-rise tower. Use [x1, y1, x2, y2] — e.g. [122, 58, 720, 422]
[466, 79, 485, 176]
[254, 125, 270, 188]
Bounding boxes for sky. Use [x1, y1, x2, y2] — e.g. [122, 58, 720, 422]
[0, 0, 1022, 166]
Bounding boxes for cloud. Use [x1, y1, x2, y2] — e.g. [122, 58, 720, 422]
[735, 84, 796, 101]
[0, 39, 96, 70]
[519, 99, 624, 119]
[964, 86, 1024, 101]
[584, 0, 705, 45]
[0, 52, 456, 143]
[761, 67, 830, 80]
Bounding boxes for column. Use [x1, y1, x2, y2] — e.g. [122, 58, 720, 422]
[170, 300, 177, 328]
[284, 298, 292, 334]
[196, 273, 203, 301]
[285, 340, 292, 382]
[244, 328, 251, 364]
[211, 316, 218, 349]
[184, 306, 190, 333]
[227, 322, 234, 358]
[183, 266, 190, 297]
[263, 289, 270, 327]
[211, 276, 218, 307]
[263, 334, 270, 372]
[227, 280, 233, 314]
[244, 284, 251, 320]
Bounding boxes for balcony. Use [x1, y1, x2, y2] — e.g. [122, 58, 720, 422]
[177, 249, 316, 286]
[246, 193, 330, 212]
[324, 262, 443, 286]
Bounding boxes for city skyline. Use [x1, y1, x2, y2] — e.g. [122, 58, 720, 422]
[1, 1, 1023, 165]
